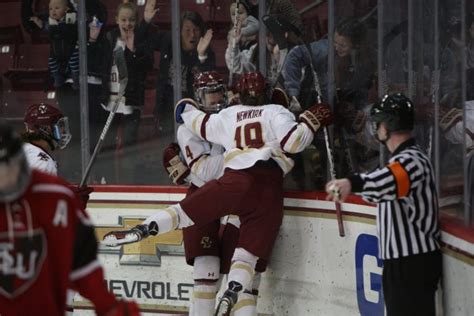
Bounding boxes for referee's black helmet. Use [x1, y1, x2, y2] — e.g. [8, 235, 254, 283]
[370, 93, 414, 132]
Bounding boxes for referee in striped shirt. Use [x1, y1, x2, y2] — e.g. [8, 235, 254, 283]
[326, 93, 441, 316]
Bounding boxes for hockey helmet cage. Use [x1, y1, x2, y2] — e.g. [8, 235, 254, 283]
[194, 71, 227, 113]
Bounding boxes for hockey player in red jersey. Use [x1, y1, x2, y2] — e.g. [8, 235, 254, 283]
[103, 71, 333, 314]
[0, 122, 139, 315]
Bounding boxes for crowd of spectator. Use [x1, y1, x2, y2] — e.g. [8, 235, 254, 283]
[16, 0, 473, 193]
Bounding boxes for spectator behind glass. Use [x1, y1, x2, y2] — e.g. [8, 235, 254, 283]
[99, 1, 153, 184]
[28, 0, 79, 89]
[333, 18, 377, 173]
[225, 0, 260, 76]
[142, 0, 216, 139]
[21, 0, 108, 183]
[282, 17, 377, 179]
[229, 0, 259, 49]
[333, 18, 375, 107]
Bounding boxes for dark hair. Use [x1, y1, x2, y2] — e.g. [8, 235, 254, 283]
[181, 11, 205, 35]
[237, 0, 252, 14]
[335, 17, 367, 48]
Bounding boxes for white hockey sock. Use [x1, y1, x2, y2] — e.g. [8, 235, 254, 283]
[233, 291, 257, 316]
[231, 272, 260, 316]
[189, 283, 217, 316]
[142, 204, 194, 234]
[227, 248, 258, 291]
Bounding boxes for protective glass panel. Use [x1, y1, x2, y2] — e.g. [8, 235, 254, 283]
[332, 0, 379, 179]
[0, 0, 470, 221]
[436, 0, 468, 219]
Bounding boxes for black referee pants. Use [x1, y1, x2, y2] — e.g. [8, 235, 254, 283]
[383, 250, 442, 316]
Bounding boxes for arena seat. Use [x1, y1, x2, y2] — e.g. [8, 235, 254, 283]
[2, 89, 54, 121]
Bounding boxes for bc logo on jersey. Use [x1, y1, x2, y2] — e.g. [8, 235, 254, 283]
[355, 233, 384, 316]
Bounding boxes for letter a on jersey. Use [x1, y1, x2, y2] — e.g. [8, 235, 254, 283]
[53, 200, 68, 227]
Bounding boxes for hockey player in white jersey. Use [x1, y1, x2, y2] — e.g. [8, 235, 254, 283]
[164, 71, 263, 315]
[103, 71, 333, 314]
[21, 103, 93, 209]
[22, 103, 71, 175]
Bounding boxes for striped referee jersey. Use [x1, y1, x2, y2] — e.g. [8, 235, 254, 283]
[350, 138, 440, 260]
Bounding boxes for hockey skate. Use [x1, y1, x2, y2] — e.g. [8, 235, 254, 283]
[214, 281, 243, 316]
[102, 223, 158, 247]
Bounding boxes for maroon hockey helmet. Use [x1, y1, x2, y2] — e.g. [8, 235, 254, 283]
[24, 103, 71, 150]
[193, 71, 227, 113]
[237, 72, 269, 106]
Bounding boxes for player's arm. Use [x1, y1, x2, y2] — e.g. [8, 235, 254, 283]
[282, 44, 311, 98]
[70, 207, 139, 315]
[348, 155, 425, 203]
[177, 126, 224, 183]
[177, 100, 226, 145]
[275, 103, 333, 153]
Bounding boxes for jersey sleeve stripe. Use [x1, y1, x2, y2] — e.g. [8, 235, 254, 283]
[280, 124, 298, 149]
[200, 114, 211, 140]
[189, 154, 204, 169]
[70, 259, 102, 281]
[299, 118, 315, 133]
[387, 161, 410, 198]
[32, 183, 75, 198]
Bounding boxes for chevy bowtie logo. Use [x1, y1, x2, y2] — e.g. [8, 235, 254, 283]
[95, 217, 184, 266]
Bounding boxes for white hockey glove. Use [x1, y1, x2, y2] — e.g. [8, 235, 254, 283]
[163, 143, 190, 185]
[102, 223, 157, 247]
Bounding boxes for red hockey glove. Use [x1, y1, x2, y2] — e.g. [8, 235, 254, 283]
[163, 143, 190, 185]
[174, 98, 198, 124]
[71, 185, 94, 209]
[299, 102, 333, 133]
[103, 300, 140, 316]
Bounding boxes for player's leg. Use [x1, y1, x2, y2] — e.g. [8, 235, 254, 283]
[190, 256, 220, 316]
[103, 170, 254, 247]
[215, 248, 258, 315]
[182, 213, 221, 316]
[102, 204, 193, 246]
[217, 165, 284, 314]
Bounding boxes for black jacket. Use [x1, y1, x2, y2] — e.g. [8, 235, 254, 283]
[101, 24, 154, 108]
[144, 23, 216, 117]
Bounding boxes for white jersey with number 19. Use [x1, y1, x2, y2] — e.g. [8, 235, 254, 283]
[181, 103, 315, 175]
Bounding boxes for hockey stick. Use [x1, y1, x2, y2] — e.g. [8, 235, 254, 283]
[79, 47, 128, 187]
[323, 126, 345, 237]
[228, 0, 240, 87]
[310, 58, 345, 237]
